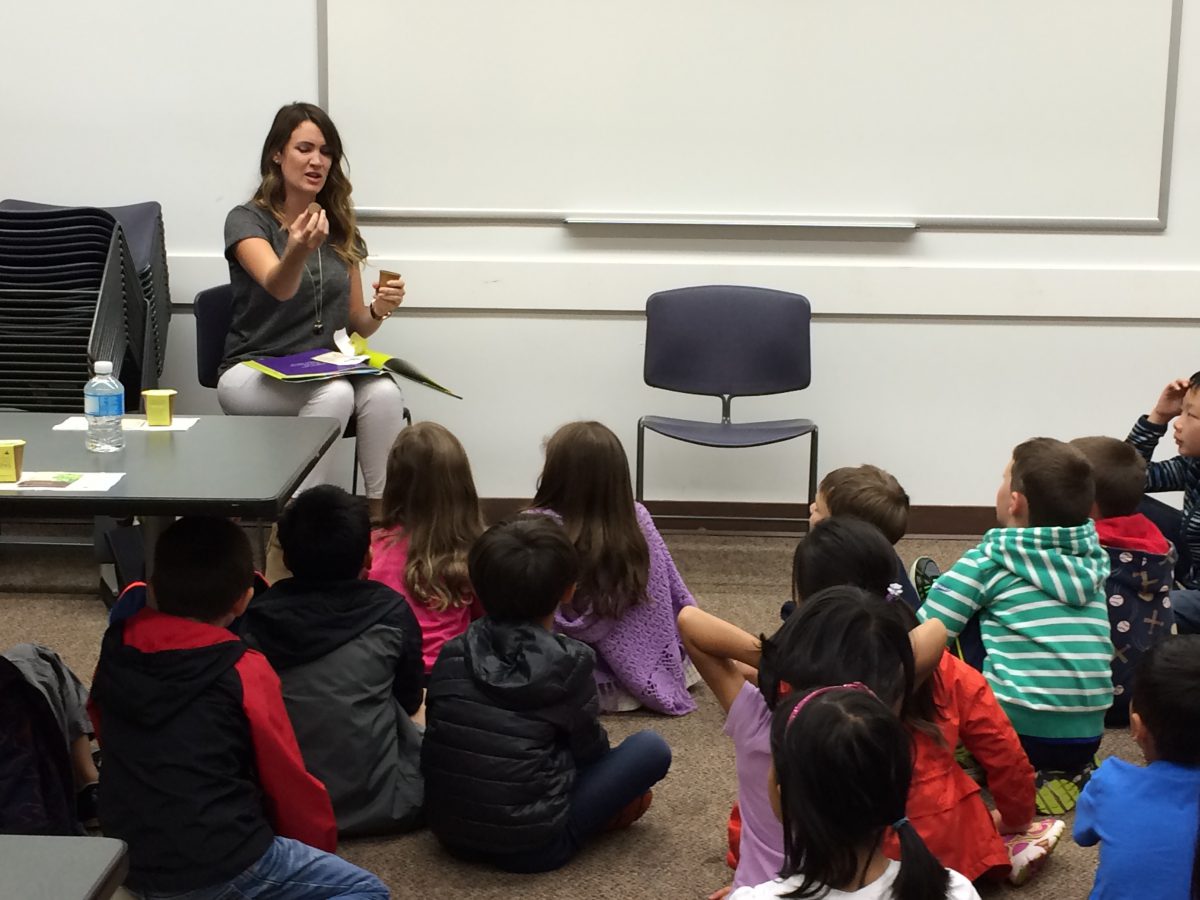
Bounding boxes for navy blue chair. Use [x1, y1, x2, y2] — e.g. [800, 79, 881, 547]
[193, 285, 410, 495]
[636, 285, 818, 515]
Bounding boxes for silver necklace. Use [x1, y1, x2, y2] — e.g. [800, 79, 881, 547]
[305, 245, 325, 335]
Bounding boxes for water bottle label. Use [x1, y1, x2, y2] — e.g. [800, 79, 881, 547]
[85, 393, 124, 417]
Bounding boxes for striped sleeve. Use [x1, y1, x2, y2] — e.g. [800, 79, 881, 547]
[918, 551, 987, 640]
[1127, 415, 1188, 492]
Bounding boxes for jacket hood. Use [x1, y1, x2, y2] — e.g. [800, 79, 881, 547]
[462, 618, 594, 710]
[240, 577, 402, 669]
[1095, 514, 1171, 555]
[92, 609, 246, 727]
[979, 523, 1110, 608]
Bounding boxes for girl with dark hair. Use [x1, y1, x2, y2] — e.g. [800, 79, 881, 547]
[679, 584, 946, 896]
[368, 422, 487, 676]
[729, 685, 978, 900]
[527, 421, 697, 715]
[1075, 634, 1200, 899]
[219, 102, 408, 508]
[793, 520, 1062, 885]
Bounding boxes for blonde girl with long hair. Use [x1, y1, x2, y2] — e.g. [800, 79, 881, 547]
[218, 101, 407, 504]
[368, 422, 486, 675]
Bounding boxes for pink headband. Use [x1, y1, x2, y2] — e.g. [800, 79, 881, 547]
[785, 681, 879, 729]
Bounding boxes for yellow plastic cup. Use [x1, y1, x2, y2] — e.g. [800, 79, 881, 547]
[142, 389, 178, 427]
[0, 439, 26, 482]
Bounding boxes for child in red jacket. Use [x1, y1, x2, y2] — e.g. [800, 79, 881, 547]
[722, 519, 1062, 888]
[89, 517, 388, 898]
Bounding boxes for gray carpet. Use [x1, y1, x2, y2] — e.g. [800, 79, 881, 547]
[0, 530, 1117, 899]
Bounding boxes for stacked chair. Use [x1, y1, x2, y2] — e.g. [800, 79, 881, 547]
[0, 200, 171, 411]
[0, 200, 172, 604]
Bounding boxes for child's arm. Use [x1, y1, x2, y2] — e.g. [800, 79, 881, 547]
[237, 652, 337, 851]
[636, 503, 697, 615]
[909, 619, 947, 683]
[677, 606, 760, 713]
[917, 551, 987, 641]
[955, 661, 1035, 832]
[390, 601, 426, 716]
[565, 686, 610, 765]
[1072, 769, 1104, 847]
[1127, 379, 1192, 492]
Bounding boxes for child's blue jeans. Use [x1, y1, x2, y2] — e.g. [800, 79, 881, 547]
[132, 836, 388, 899]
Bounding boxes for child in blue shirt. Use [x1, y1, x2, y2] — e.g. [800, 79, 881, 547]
[1074, 635, 1200, 899]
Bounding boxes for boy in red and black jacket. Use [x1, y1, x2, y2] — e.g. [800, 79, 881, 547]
[88, 517, 388, 899]
[1071, 437, 1176, 727]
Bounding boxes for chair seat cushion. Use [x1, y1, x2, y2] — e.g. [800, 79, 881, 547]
[641, 416, 815, 448]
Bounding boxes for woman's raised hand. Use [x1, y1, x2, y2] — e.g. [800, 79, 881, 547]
[287, 207, 329, 254]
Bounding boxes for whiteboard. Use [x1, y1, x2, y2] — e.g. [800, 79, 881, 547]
[326, 0, 1179, 227]
[4, 0, 318, 253]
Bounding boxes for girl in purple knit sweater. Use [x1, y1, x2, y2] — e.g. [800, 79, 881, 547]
[527, 421, 699, 715]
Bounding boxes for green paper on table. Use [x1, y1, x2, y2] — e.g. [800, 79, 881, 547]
[349, 334, 462, 399]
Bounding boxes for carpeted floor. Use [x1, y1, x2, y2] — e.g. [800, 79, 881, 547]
[0, 530, 1119, 899]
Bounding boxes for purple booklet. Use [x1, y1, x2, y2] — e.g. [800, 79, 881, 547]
[244, 349, 381, 381]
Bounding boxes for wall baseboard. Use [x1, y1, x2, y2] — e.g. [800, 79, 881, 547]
[481, 499, 995, 539]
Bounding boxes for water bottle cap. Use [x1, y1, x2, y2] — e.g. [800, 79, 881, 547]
[93, 361, 113, 375]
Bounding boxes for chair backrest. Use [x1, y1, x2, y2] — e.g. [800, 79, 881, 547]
[644, 285, 811, 397]
[194, 285, 234, 389]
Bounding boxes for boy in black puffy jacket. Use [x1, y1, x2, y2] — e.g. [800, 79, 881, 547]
[421, 516, 672, 872]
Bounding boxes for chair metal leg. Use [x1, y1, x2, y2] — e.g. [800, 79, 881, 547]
[635, 419, 646, 502]
[807, 426, 820, 510]
[351, 442, 359, 495]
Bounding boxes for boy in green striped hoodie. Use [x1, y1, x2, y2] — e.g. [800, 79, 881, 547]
[918, 437, 1113, 816]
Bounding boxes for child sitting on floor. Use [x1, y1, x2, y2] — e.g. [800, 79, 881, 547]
[805, 463, 922, 610]
[241, 484, 425, 835]
[528, 420, 697, 715]
[679, 580, 946, 896]
[89, 517, 388, 898]
[730, 685, 980, 900]
[701, 518, 1058, 888]
[1127, 374, 1200, 633]
[368, 422, 486, 678]
[918, 437, 1113, 815]
[1075, 635, 1200, 899]
[1070, 435, 1175, 726]
[421, 516, 672, 872]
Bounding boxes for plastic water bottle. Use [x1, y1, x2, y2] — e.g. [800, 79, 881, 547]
[84, 361, 125, 452]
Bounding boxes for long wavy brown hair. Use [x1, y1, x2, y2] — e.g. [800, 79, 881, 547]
[252, 102, 366, 266]
[529, 421, 649, 619]
[379, 423, 485, 612]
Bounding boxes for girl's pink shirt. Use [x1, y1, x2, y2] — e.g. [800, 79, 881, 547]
[367, 527, 482, 673]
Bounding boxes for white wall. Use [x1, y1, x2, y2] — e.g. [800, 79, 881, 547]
[9, 2, 1200, 506]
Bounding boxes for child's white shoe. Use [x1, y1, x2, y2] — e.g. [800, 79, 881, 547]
[1005, 817, 1066, 885]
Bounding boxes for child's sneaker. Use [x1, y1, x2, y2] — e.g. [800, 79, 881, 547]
[1034, 757, 1097, 815]
[604, 790, 653, 831]
[908, 557, 941, 602]
[1005, 817, 1066, 885]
